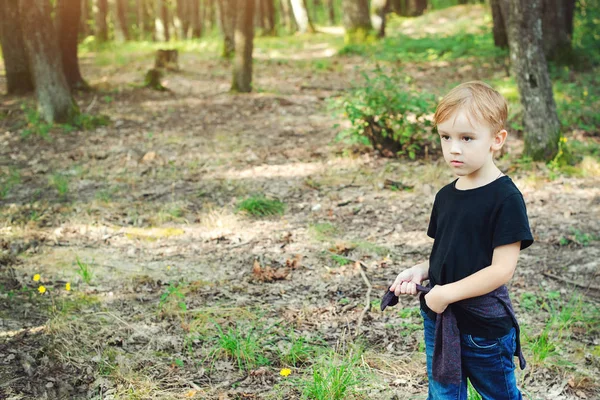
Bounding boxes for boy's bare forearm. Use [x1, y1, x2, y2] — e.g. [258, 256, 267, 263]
[414, 260, 430, 280]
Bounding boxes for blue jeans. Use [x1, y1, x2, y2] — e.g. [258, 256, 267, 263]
[422, 310, 522, 400]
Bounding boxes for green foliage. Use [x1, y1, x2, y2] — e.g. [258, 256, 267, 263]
[21, 105, 53, 140]
[572, 0, 600, 65]
[213, 323, 271, 371]
[301, 348, 364, 400]
[309, 223, 338, 241]
[0, 168, 21, 200]
[237, 195, 286, 217]
[468, 379, 482, 400]
[334, 68, 437, 159]
[553, 71, 600, 132]
[75, 256, 94, 285]
[329, 254, 350, 267]
[49, 173, 69, 200]
[159, 282, 187, 313]
[559, 227, 598, 247]
[63, 112, 110, 132]
[280, 333, 319, 368]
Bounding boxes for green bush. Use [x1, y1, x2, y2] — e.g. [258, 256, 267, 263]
[335, 68, 437, 159]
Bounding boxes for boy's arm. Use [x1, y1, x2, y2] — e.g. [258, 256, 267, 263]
[424, 242, 521, 314]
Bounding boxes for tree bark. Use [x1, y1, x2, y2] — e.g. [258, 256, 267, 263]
[57, 0, 89, 90]
[279, 0, 295, 32]
[81, 0, 91, 37]
[490, 0, 508, 48]
[507, 0, 560, 161]
[371, 0, 390, 38]
[231, 0, 254, 92]
[341, 0, 373, 43]
[191, 0, 202, 37]
[95, 0, 109, 42]
[262, 0, 276, 35]
[290, 0, 315, 33]
[155, 0, 170, 41]
[20, 0, 78, 124]
[217, 0, 236, 57]
[541, 0, 572, 61]
[0, 1, 34, 94]
[325, 0, 335, 24]
[114, 0, 130, 41]
[137, 0, 145, 39]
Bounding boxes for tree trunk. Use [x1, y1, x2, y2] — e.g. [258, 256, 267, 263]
[0, 1, 34, 94]
[262, 0, 276, 35]
[231, 0, 254, 92]
[191, 0, 202, 37]
[217, 0, 236, 58]
[155, 0, 170, 41]
[279, 0, 295, 32]
[114, 0, 130, 41]
[490, 0, 508, 48]
[371, 0, 390, 38]
[325, 0, 335, 24]
[507, 0, 560, 161]
[57, 0, 89, 90]
[81, 0, 91, 37]
[290, 0, 315, 33]
[205, 0, 215, 31]
[95, 0, 109, 42]
[541, 0, 572, 61]
[20, 0, 78, 124]
[177, 0, 190, 38]
[137, 0, 145, 39]
[341, 0, 372, 43]
[412, 0, 427, 16]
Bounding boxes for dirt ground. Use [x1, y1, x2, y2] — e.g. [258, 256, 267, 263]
[1, 10, 600, 400]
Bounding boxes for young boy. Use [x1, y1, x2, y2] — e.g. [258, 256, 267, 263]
[389, 81, 533, 399]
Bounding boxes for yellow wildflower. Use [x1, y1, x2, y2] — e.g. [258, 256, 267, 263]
[38, 285, 46, 294]
[65, 282, 71, 291]
[279, 368, 292, 377]
[33, 274, 41, 282]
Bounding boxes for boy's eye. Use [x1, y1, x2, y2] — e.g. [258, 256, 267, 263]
[441, 135, 450, 141]
[462, 137, 473, 142]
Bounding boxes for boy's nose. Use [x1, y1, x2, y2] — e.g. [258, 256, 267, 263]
[450, 143, 462, 154]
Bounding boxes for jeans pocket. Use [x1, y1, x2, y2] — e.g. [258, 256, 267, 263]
[465, 334, 499, 349]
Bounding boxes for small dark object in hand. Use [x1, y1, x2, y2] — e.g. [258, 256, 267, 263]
[380, 284, 430, 311]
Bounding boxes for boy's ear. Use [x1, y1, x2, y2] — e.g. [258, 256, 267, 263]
[491, 129, 508, 151]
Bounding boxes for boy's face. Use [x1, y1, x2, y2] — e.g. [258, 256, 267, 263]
[437, 110, 503, 178]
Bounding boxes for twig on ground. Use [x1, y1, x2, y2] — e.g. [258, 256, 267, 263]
[542, 271, 600, 292]
[355, 261, 372, 338]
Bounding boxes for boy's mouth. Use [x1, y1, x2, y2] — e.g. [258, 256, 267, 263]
[450, 160, 464, 166]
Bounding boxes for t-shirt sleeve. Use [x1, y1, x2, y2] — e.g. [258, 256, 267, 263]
[492, 193, 534, 250]
[427, 196, 438, 239]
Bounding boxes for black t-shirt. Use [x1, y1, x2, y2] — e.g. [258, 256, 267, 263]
[420, 176, 534, 338]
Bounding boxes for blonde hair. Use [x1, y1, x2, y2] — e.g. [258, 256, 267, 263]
[433, 81, 508, 135]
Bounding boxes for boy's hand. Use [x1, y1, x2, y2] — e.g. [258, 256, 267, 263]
[424, 285, 452, 314]
[390, 265, 427, 296]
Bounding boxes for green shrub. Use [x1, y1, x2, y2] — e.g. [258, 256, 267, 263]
[237, 195, 285, 217]
[334, 68, 437, 159]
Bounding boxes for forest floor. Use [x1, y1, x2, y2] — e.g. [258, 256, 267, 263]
[1, 5, 600, 400]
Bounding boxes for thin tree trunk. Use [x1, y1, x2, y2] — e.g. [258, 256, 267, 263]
[541, 0, 572, 61]
[137, 0, 145, 39]
[412, 0, 426, 16]
[155, 0, 170, 41]
[491, 0, 508, 48]
[341, 0, 372, 43]
[218, 0, 236, 57]
[176, 0, 189, 38]
[57, 0, 89, 90]
[262, 0, 275, 35]
[95, 0, 109, 42]
[371, 0, 390, 38]
[325, 0, 335, 24]
[206, 0, 215, 31]
[113, 0, 130, 41]
[20, 0, 78, 124]
[279, 0, 294, 32]
[507, 0, 560, 161]
[191, 0, 202, 37]
[0, 1, 34, 94]
[81, 0, 91, 37]
[290, 0, 315, 33]
[231, 0, 254, 92]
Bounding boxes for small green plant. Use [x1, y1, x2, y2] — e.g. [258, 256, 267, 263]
[21, 105, 53, 140]
[237, 195, 285, 217]
[75, 256, 94, 284]
[281, 333, 317, 367]
[467, 379, 482, 400]
[159, 282, 187, 313]
[330, 254, 350, 267]
[309, 222, 338, 241]
[301, 348, 364, 400]
[213, 323, 270, 371]
[49, 173, 69, 199]
[0, 168, 21, 199]
[333, 68, 437, 159]
[63, 113, 110, 132]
